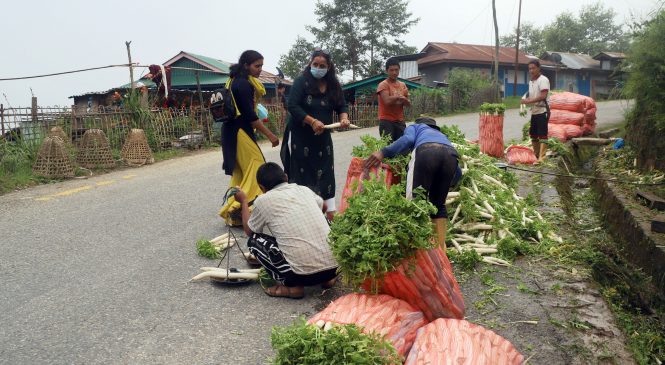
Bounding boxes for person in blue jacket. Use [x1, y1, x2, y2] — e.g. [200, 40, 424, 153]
[364, 117, 461, 247]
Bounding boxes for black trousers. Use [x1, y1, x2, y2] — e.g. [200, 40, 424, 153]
[247, 233, 338, 287]
[408, 143, 459, 219]
[379, 120, 406, 142]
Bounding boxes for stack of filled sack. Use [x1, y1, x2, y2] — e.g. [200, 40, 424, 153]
[547, 92, 597, 142]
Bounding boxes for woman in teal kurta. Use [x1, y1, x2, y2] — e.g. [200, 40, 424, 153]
[284, 49, 349, 220]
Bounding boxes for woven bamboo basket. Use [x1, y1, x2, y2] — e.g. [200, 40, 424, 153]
[32, 136, 74, 178]
[76, 129, 116, 169]
[47, 126, 71, 146]
[121, 129, 154, 166]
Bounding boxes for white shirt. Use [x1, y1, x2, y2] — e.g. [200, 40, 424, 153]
[528, 74, 550, 115]
[248, 183, 338, 275]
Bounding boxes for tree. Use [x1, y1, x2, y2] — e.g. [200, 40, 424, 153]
[500, 2, 629, 56]
[281, 0, 419, 81]
[577, 2, 629, 53]
[277, 36, 314, 80]
[500, 23, 545, 56]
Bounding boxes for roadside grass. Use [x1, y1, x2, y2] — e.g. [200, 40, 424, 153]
[551, 184, 665, 365]
[0, 140, 218, 195]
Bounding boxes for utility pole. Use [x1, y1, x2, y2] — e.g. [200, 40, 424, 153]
[513, 0, 523, 96]
[125, 41, 135, 90]
[492, 0, 500, 101]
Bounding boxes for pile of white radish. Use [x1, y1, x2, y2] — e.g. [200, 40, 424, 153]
[209, 233, 238, 251]
[190, 267, 261, 282]
[441, 125, 564, 267]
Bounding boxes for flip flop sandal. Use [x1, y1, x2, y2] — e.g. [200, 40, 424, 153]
[264, 285, 304, 299]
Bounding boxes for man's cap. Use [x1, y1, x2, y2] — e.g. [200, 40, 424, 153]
[415, 117, 440, 131]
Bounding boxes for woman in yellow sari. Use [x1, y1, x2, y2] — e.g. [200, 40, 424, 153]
[219, 50, 279, 225]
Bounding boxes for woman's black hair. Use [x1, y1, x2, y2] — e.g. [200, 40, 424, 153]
[229, 50, 264, 78]
[302, 49, 344, 106]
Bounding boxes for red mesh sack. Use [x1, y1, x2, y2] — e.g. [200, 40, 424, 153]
[561, 124, 583, 139]
[583, 96, 597, 110]
[585, 106, 597, 121]
[548, 124, 568, 141]
[404, 318, 524, 365]
[308, 293, 428, 357]
[479, 114, 504, 158]
[363, 247, 465, 321]
[339, 157, 396, 214]
[548, 109, 585, 126]
[506, 145, 537, 165]
[581, 120, 596, 136]
[549, 92, 587, 113]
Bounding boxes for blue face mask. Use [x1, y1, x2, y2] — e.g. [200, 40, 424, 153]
[310, 67, 328, 79]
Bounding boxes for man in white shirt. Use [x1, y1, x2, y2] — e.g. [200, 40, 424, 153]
[234, 162, 338, 299]
[521, 59, 550, 162]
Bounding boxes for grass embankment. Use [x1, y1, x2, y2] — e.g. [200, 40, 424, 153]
[0, 139, 213, 195]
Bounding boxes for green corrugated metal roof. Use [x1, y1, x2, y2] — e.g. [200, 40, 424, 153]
[342, 74, 425, 90]
[184, 52, 231, 73]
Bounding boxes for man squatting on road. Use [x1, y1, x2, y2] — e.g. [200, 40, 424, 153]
[233, 162, 338, 299]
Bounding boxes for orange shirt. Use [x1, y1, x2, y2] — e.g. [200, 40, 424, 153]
[377, 79, 408, 122]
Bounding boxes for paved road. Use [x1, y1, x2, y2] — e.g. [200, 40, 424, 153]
[0, 100, 629, 364]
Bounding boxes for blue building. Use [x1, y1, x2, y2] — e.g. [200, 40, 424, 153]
[415, 42, 547, 97]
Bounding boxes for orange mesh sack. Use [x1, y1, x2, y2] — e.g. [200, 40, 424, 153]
[548, 110, 585, 126]
[308, 293, 428, 357]
[561, 124, 583, 139]
[548, 124, 568, 142]
[339, 157, 395, 214]
[582, 120, 596, 136]
[479, 114, 504, 158]
[363, 246, 465, 321]
[506, 145, 537, 165]
[549, 91, 587, 113]
[404, 318, 524, 365]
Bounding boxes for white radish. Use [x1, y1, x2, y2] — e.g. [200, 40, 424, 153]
[482, 257, 511, 266]
[479, 212, 494, 220]
[450, 238, 464, 253]
[315, 320, 326, 329]
[190, 271, 259, 282]
[323, 122, 360, 129]
[200, 267, 261, 273]
[450, 204, 462, 224]
[323, 321, 334, 331]
[462, 223, 493, 231]
[471, 179, 480, 195]
[482, 201, 496, 215]
[481, 174, 508, 189]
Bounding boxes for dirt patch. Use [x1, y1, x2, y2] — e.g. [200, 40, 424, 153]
[456, 169, 634, 364]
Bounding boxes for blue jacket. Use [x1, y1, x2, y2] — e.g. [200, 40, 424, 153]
[381, 124, 454, 158]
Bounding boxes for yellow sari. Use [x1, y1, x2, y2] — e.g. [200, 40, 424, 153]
[219, 76, 266, 226]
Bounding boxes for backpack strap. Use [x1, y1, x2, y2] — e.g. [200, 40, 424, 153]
[225, 78, 241, 118]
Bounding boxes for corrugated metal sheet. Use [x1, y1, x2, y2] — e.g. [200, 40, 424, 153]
[399, 60, 419, 79]
[543, 52, 599, 70]
[418, 42, 543, 66]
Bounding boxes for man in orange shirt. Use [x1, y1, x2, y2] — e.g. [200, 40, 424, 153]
[377, 58, 410, 141]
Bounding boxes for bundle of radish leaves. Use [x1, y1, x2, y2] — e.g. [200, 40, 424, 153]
[441, 125, 563, 269]
[271, 318, 401, 365]
[329, 179, 436, 288]
[195, 233, 237, 259]
[351, 134, 411, 180]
